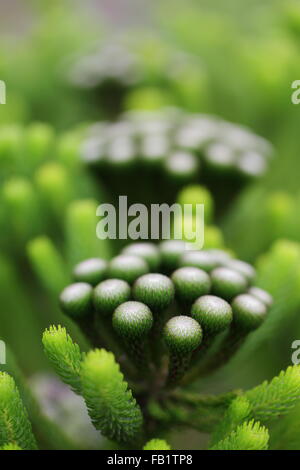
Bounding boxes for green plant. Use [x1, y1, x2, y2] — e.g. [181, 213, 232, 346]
[81, 109, 273, 213]
[0, 372, 37, 450]
[36, 240, 300, 450]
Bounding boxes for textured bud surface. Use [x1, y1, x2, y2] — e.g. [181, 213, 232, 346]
[108, 254, 149, 283]
[163, 315, 203, 355]
[232, 294, 267, 330]
[191, 295, 233, 334]
[224, 259, 256, 282]
[133, 273, 175, 311]
[73, 258, 107, 285]
[122, 242, 160, 271]
[248, 286, 273, 307]
[171, 267, 211, 303]
[211, 267, 248, 300]
[159, 240, 186, 271]
[179, 250, 218, 272]
[59, 282, 93, 318]
[93, 279, 131, 315]
[113, 301, 153, 339]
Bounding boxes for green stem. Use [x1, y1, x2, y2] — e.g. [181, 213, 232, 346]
[169, 389, 242, 407]
[124, 338, 151, 373]
[167, 353, 191, 387]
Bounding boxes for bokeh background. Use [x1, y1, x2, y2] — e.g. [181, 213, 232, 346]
[1, 0, 300, 449]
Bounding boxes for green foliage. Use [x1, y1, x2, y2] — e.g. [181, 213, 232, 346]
[42, 325, 82, 394]
[234, 240, 300, 363]
[245, 365, 300, 421]
[0, 443, 22, 450]
[211, 396, 252, 445]
[27, 236, 70, 297]
[35, 162, 74, 218]
[0, 373, 37, 450]
[2, 1, 300, 451]
[143, 439, 171, 450]
[212, 365, 300, 447]
[23, 123, 54, 170]
[2, 177, 41, 246]
[81, 349, 143, 443]
[270, 401, 300, 450]
[65, 199, 112, 266]
[211, 420, 269, 450]
[177, 184, 214, 224]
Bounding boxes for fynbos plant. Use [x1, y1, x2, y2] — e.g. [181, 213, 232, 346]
[81, 109, 273, 211]
[34, 240, 300, 450]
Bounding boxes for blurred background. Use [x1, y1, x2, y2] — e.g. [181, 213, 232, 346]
[1, 0, 300, 449]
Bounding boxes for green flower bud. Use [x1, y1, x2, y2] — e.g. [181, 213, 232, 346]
[164, 151, 199, 183]
[133, 273, 174, 312]
[24, 123, 54, 168]
[159, 240, 186, 272]
[179, 250, 219, 272]
[113, 301, 153, 371]
[248, 286, 273, 308]
[122, 242, 160, 271]
[207, 249, 232, 264]
[113, 301, 153, 340]
[235, 151, 267, 179]
[143, 438, 171, 451]
[204, 143, 236, 172]
[35, 162, 73, 217]
[211, 267, 248, 300]
[224, 259, 256, 283]
[203, 225, 225, 250]
[164, 316, 203, 356]
[191, 295, 232, 334]
[59, 282, 93, 318]
[93, 279, 131, 316]
[231, 294, 267, 331]
[177, 184, 214, 224]
[171, 267, 211, 304]
[106, 136, 137, 170]
[108, 255, 149, 284]
[140, 134, 169, 168]
[80, 136, 106, 168]
[164, 316, 203, 386]
[73, 258, 107, 286]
